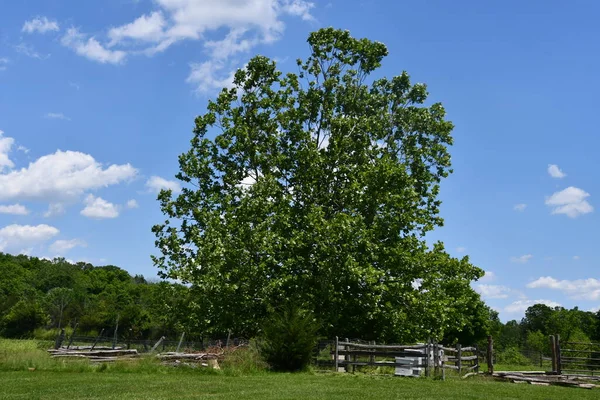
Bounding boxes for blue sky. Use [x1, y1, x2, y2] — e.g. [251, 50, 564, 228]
[1, 0, 598, 321]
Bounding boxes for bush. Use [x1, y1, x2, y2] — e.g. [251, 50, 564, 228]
[0, 300, 48, 338]
[221, 341, 269, 374]
[495, 347, 532, 366]
[259, 304, 319, 372]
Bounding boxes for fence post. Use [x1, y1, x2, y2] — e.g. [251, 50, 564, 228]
[425, 339, 430, 377]
[112, 315, 119, 349]
[151, 336, 165, 353]
[176, 332, 185, 353]
[550, 335, 557, 373]
[334, 337, 339, 372]
[127, 329, 132, 350]
[475, 344, 479, 373]
[54, 328, 66, 349]
[67, 323, 78, 349]
[344, 338, 350, 373]
[556, 334, 562, 375]
[369, 340, 375, 366]
[456, 343, 462, 376]
[91, 328, 104, 350]
[539, 351, 543, 368]
[487, 336, 493, 375]
[433, 340, 439, 378]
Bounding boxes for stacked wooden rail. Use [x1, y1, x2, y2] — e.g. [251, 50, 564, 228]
[48, 346, 139, 362]
[493, 371, 599, 389]
[330, 338, 479, 379]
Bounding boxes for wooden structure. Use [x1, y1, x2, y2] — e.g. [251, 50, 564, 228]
[324, 338, 479, 379]
[550, 335, 600, 376]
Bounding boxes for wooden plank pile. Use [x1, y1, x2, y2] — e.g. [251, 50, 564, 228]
[48, 347, 139, 363]
[493, 371, 599, 390]
[157, 351, 223, 369]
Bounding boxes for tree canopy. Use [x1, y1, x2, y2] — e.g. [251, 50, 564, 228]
[152, 28, 487, 342]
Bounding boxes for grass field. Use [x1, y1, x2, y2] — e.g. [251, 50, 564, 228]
[0, 339, 595, 399]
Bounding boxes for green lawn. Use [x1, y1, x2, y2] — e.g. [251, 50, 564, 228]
[0, 371, 597, 400]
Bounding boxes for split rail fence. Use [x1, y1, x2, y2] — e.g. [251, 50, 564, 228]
[316, 337, 479, 379]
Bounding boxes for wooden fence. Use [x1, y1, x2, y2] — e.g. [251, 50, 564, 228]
[317, 337, 479, 379]
[550, 335, 600, 375]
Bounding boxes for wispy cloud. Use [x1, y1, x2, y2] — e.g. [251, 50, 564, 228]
[0, 204, 29, 215]
[15, 43, 49, 60]
[513, 203, 527, 212]
[45, 112, 71, 121]
[504, 299, 561, 314]
[510, 254, 533, 264]
[61, 28, 126, 65]
[146, 176, 181, 194]
[0, 58, 8, 71]
[22, 16, 60, 34]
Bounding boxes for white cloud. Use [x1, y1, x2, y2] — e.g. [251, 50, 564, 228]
[510, 254, 533, 264]
[69, 1, 314, 91]
[0, 150, 137, 202]
[45, 112, 71, 121]
[80, 195, 120, 219]
[513, 203, 527, 212]
[547, 164, 566, 179]
[280, 0, 315, 20]
[527, 276, 600, 301]
[0, 204, 29, 215]
[475, 284, 511, 299]
[0, 224, 59, 252]
[49, 239, 87, 254]
[126, 199, 139, 209]
[0, 58, 8, 71]
[15, 43, 49, 60]
[545, 186, 593, 218]
[573, 255, 580, 260]
[504, 299, 561, 314]
[0, 130, 15, 170]
[456, 246, 467, 253]
[61, 28, 126, 65]
[479, 271, 496, 283]
[187, 59, 240, 94]
[108, 11, 167, 45]
[22, 17, 60, 34]
[44, 203, 66, 218]
[146, 176, 181, 194]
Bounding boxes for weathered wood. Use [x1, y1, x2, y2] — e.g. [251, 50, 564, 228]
[456, 344, 462, 376]
[344, 338, 350, 373]
[151, 336, 165, 353]
[112, 315, 119, 350]
[334, 337, 339, 372]
[487, 335, 493, 375]
[91, 329, 105, 350]
[550, 335, 557, 373]
[335, 350, 427, 358]
[556, 334, 562, 375]
[49, 349, 138, 357]
[337, 342, 426, 350]
[66, 323, 78, 349]
[176, 332, 185, 353]
[561, 349, 600, 355]
[461, 372, 480, 379]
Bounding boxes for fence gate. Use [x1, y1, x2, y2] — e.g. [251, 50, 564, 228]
[551, 335, 600, 375]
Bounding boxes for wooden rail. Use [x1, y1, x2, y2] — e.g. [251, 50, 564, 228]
[325, 337, 479, 379]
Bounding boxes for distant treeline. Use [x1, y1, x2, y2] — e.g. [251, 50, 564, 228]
[0, 252, 196, 340]
[2, 252, 599, 351]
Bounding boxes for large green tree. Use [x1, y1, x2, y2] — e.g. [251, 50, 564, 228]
[152, 28, 485, 342]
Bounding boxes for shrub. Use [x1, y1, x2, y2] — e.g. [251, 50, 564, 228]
[221, 341, 269, 374]
[495, 347, 532, 366]
[259, 304, 319, 372]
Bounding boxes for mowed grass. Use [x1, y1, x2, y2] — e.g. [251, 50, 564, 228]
[1, 371, 598, 400]
[0, 339, 596, 399]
